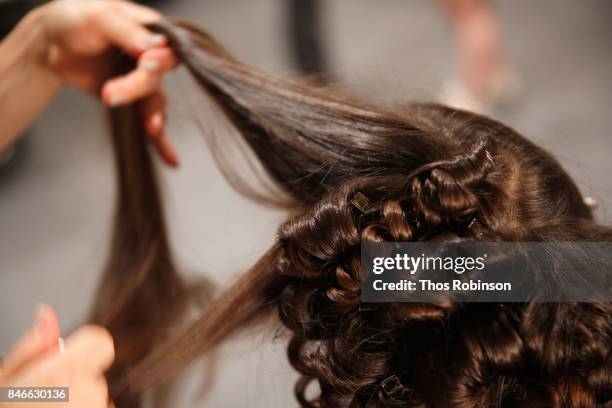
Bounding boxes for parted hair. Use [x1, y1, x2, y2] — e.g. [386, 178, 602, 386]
[92, 19, 612, 407]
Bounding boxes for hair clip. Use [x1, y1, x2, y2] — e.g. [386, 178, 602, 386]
[467, 218, 478, 229]
[350, 192, 370, 213]
[380, 375, 408, 396]
[485, 149, 495, 166]
[467, 218, 485, 237]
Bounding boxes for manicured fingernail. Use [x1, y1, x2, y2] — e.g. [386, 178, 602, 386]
[150, 112, 163, 129]
[167, 146, 179, 168]
[109, 94, 124, 107]
[140, 59, 159, 71]
[143, 34, 165, 48]
[34, 304, 51, 339]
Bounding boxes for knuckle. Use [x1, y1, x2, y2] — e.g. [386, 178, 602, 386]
[88, 2, 115, 24]
[76, 324, 109, 339]
[87, 4, 107, 20]
[75, 325, 115, 355]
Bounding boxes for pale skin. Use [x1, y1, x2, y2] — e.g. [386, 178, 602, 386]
[0, 0, 179, 166]
[0, 305, 115, 408]
[1, 0, 180, 405]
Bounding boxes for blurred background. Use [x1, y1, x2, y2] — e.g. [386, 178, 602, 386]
[0, 0, 611, 406]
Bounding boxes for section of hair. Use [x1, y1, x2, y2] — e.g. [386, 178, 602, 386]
[90, 53, 213, 406]
[98, 20, 611, 408]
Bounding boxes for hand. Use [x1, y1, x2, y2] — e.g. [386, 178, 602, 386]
[37, 0, 178, 166]
[0, 305, 115, 408]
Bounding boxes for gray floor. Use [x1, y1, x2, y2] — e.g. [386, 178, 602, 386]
[1, 0, 611, 407]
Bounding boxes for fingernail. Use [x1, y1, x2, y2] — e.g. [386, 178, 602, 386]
[159, 136, 179, 167]
[143, 34, 165, 49]
[58, 337, 66, 354]
[150, 112, 163, 129]
[167, 146, 179, 168]
[108, 94, 124, 107]
[34, 304, 49, 336]
[140, 59, 159, 71]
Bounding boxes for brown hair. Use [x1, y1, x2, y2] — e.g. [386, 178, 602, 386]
[92, 19, 612, 407]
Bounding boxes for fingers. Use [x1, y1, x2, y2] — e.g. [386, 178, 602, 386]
[1, 304, 61, 377]
[91, 2, 179, 167]
[100, 45, 179, 167]
[139, 91, 179, 167]
[94, 5, 165, 57]
[64, 325, 115, 374]
[102, 69, 160, 106]
[1, 321, 114, 408]
[154, 132, 179, 168]
[141, 90, 166, 139]
[92, 3, 179, 167]
[64, 374, 110, 408]
[101, 47, 176, 106]
[138, 47, 178, 74]
[110, 0, 162, 24]
[93, 375, 110, 408]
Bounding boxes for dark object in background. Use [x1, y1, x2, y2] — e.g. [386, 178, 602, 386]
[0, 0, 44, 31]
[286, 0, 330, 84]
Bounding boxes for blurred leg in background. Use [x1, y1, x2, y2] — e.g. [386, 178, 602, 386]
[439, 0, 521, 112]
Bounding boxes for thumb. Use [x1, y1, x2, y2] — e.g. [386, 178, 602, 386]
[1, 304, 61, 378]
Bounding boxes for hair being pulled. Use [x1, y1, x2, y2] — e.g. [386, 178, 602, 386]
[92, 19, 612, 408]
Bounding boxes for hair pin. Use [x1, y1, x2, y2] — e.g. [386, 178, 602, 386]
[380, 375, 407, 396]
[350, 192, 370, 213]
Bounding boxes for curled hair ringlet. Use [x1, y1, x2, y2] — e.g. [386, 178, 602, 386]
[91, 18, 611, 407]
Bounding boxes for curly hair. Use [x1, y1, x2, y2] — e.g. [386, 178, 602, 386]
[93, 20, 612, 407]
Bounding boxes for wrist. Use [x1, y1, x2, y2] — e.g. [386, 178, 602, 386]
[18, 6, 63, 92]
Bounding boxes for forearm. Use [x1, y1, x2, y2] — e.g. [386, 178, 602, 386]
[0, 7, 62, 152]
